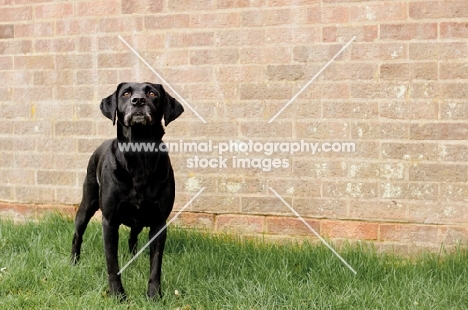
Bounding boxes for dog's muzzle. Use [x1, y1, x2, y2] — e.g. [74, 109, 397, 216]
[124, 95, 154, 126]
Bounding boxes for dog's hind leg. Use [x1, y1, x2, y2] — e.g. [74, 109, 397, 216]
[128, 225, 143, 255]
[71, 176, 99, 264]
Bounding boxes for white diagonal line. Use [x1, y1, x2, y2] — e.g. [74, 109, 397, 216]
[118, 35, 207, 124]
[268, 187, 357, 275]
[118, 187, 206, 275]
[268, 36, 356, 123]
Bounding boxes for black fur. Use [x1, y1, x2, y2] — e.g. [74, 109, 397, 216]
[71, 82, 184, 300]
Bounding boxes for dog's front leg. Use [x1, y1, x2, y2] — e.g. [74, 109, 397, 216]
[147, 224, 167, 299]
[102, 218, 126, 300]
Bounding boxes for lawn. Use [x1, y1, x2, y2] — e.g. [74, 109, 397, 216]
[0, 215, 467, 309]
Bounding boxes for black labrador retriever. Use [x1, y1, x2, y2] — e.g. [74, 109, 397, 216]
[71, 82, 184, 300]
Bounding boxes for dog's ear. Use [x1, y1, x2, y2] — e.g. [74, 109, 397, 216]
[100, 84, 122, 126]
[160, 85, 184, 126]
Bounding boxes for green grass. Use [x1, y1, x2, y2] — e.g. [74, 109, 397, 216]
[1, 215, 468, 309]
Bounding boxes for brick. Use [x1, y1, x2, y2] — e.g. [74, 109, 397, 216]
[167, 32, 214, 48]
[0, 56, 12, 70]
[441, 22, 468, 39]
[437, 227, 468, 246]
[409, 164, 467, 182]
[56, 18, 99, 36]
[240, 121, 292, 137]
[380, 100, 438, 120]
[294, 121, 349, 139]
[98, 16, 143, 33]
[292, 160, 347, 178]
[0, 24, 14, 39]
[189, 122, 238, 137]
[190, 48, 238, 65]
[37, 170, 75, 186]
[410, 123, 468, 140]
[293, 44, 347, 63]
[168, 0, 215, 11]
[380, 23, 437, 41]
[191, 195, 241, 213]
[16, 187, 54, 204]
[241, 197, 292, 215]
[240, 83, 291, 100]
[35, 3, 73, 19]
[293, 198, 348, 219]
[14, 120, 53, 135]
[349, 2, 406, 22]
[323, 101, 378, 119]
[34, 38, 75, 53]
[191, 12, 240, 28]
[266, 65, 304, 81]
[380, 182, 438, 200]
[380, 224, 438, 244]
[321, 63, 376, 80]
[170, 212, 214, 229]
[407, 202, 468, 225]
[348, 162, 406, 180]
[215, 66, 266, 83]
[14, 22, 53, 37]
[98, 53, 135, 68]
[265, 216, 320, 236]
[0, 7, 32, 22]
[145, 14, 190, 29]
[441, 82, 468, 99]
[267, 178, 321, 197]
[121, 0, 163, 14]
[269, 0, 316, 6]
[14, 87, 53, 102]
[410, 62, 438, 80]
[439, 144, 468, 161]
[216, 0, 264, 9]
[0, 40, 32, 54]
[55, 121, 95, 136]
[37, 137, 76, 153]
[322, 220, 378, 240]
[216, 29, 264, 46]
[380, 63, 409, 80]
[323, 181, 378, 198]
[216, 214, 264, 234]
[382, 142, 438, 161]
[321, 6, 348, 23]
[440, 184, 468, 202]
[266, 27, 321, 45]
[0, 169, 35, 185]
[349, 201, 406, 222]
[410, 1, 468, 19]
[440, 62, 468, 79]
[351, 122, 409, 140]
[323, 25, 377, 42]
[241, 9, 290, 27]
[14, 56, 53, 70]
[240, 46, 291, 64]
[76, 1, 120, 16]
[55, 86, 94, 101]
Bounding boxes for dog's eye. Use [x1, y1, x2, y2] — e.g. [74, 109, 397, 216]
[149, 91, 157, 97]
[122, 91, 131, 97]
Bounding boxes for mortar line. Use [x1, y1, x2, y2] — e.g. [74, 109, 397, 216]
[268, 36, 356, 123]
[118, 35, 207, 124]
[268, 187, 357, 275]
[118, 187, 206, 275]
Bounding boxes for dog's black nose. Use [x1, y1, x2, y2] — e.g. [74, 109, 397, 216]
[131, 96, 146, 106]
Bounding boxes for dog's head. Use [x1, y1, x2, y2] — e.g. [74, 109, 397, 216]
[100, 82, 184, 127]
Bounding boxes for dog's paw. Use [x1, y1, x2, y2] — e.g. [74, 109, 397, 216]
[147, 283, 162, 300]
[70, 253, 80, 265]
[109, 280, 126, 301]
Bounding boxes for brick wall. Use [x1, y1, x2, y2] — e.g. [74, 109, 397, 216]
[1, 0, 468, 253]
